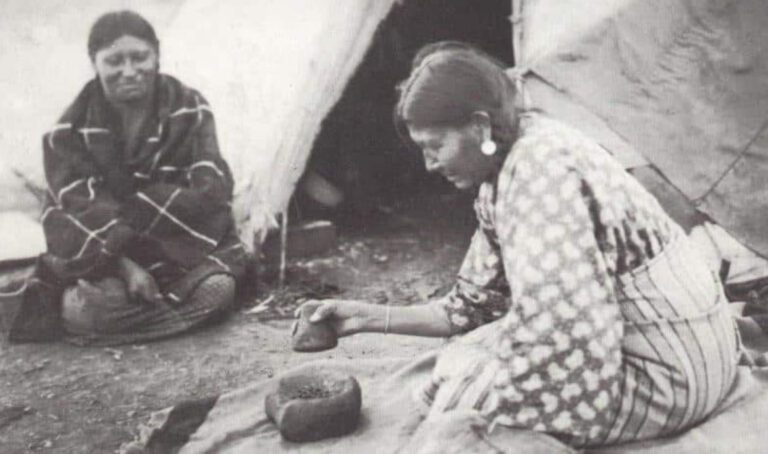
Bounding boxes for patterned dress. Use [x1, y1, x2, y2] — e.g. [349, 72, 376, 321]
[416, 114, 741, 447]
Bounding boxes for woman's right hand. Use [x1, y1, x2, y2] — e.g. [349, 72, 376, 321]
[296, 299, 374, 337]
[118, 257, 164, 304]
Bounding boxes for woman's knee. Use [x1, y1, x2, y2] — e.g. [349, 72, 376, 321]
[192, 274, 236, 311]
[61, 277, 130, 334]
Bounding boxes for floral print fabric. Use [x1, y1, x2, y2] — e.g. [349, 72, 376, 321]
[428, 114, 681, 444]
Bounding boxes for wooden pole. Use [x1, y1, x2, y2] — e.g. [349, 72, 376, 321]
[279, 210, 288, 289]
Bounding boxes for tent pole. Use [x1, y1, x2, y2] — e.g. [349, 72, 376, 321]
[511, 0, 522, 60]
[509, 0, 522, 58]
[279, 210, 288, 289]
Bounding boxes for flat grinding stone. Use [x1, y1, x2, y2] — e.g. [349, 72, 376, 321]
[265, 367, 362, 442]
[292, 301, 338, 352]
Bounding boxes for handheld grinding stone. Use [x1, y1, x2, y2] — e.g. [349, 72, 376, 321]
[292, 301, 338, 352]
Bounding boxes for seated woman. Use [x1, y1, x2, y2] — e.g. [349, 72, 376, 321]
[8, 11, 247, 345]
[303, 42, 741, 448]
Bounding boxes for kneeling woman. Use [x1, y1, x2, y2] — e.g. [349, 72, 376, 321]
[304, 43, 740, 447]
[9, 11, 247, 345]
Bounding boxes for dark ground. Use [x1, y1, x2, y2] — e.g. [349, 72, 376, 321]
[0, 191, 475, 453]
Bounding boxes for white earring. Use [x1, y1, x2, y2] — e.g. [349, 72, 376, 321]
[481, 139, 497, 156]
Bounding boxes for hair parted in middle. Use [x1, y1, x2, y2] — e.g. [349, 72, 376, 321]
[394, 41, 518, 152]
[87, 10, 160, 61]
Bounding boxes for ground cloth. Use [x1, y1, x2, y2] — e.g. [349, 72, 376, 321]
[124, 327, 768, 454]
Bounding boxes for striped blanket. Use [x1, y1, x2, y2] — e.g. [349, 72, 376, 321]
[7, 75, 247, 342]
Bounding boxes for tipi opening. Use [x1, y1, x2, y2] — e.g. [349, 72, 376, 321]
[288, 0, 513, 233]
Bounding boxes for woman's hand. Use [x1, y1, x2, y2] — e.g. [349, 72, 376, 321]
[296, 299, 374, 337]
[118, 257, 164, 304]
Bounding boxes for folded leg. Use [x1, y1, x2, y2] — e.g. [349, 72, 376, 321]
[62, 273, 235, 346]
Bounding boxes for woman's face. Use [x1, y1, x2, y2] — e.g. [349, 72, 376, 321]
[92, 35, 158, 105]
[409, 123, 499, 191]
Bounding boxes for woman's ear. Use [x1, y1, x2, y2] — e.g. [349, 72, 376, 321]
[470, 111, 492, 141]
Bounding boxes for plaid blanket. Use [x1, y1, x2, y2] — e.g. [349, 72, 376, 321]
[7, 75, 247, 342]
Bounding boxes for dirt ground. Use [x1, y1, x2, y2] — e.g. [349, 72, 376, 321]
[0, 191, 475, 453]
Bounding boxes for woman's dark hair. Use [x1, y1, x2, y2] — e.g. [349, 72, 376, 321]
[395, 41, 517, 150]
[87, 10, 159, 60]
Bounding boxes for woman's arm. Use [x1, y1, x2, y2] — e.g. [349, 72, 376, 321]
[304, 212, 509, 339]
[305, 222, 510, 339]
[304, 298, 455, 338]
[41, 118, 136, 282]
[121, 93, 235, 251]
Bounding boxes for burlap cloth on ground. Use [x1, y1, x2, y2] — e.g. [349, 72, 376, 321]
[124, 323, 768, 454]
